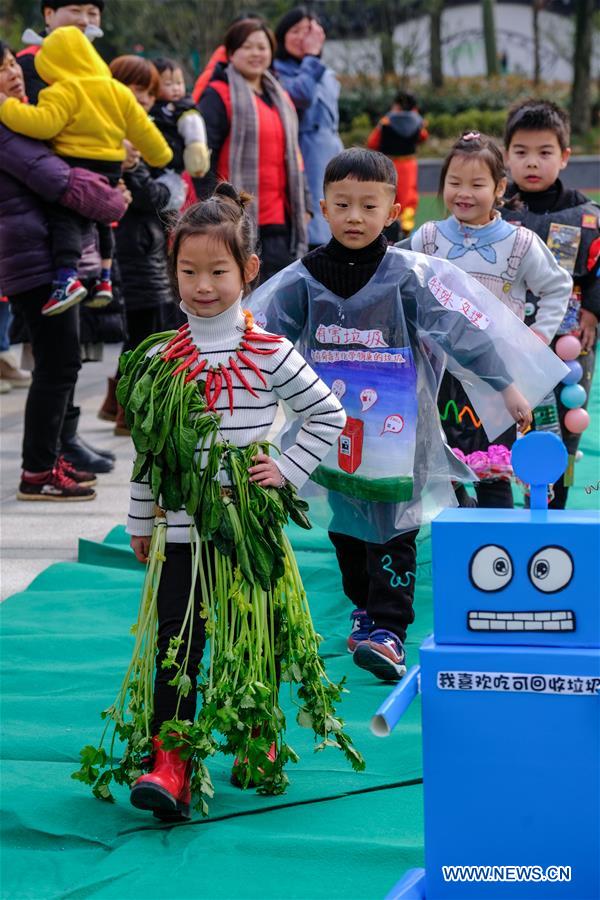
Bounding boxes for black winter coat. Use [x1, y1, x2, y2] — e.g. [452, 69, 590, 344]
[114, 162, 173, 312]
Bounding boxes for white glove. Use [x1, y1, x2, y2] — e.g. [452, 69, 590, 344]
[155, 169, 187, 212]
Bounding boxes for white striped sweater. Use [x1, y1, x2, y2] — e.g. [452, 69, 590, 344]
[127, 299, 346, 542]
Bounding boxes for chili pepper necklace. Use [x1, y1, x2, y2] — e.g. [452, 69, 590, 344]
[161, 309, 284, 414]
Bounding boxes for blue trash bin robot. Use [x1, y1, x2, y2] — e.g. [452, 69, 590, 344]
[372, 433, 600, 899]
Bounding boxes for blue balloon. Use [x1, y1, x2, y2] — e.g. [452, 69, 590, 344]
[511, 431, 567, 489]
[560, 383, 587, 409]
[561, 359, 583, 385]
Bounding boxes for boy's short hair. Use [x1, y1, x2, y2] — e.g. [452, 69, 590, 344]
[41, 0, 104, 9]
[153, 57, 180, 76]
[394, 90, 416, 111]
[323, 148, 397, 192]
[505, 99, 571, 151]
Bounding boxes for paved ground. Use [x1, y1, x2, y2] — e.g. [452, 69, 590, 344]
[0, 345, 132, 600]
[0, 343, 285, 601]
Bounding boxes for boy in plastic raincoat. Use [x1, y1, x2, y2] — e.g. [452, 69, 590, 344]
[248, 148, 568, 683]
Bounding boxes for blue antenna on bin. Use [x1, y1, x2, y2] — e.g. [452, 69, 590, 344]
[511, 431, 568, 510]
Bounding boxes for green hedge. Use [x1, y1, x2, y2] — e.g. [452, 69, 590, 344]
[341, 108, 506, 147]
[337, 76, 574, 130]
[337, 76, 598, 153]
[426, 109, 507, 138]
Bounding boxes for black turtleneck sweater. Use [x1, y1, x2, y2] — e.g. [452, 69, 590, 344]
[302, 234, 388, 299]
[504, 178, 588, 214]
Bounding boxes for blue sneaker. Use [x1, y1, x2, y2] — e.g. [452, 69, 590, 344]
[353, 628, 407, 681]
[347, 608, 374, 653]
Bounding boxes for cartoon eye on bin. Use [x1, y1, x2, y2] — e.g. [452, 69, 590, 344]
[470, 545, 513, 592]
[528, 547, 574, 593]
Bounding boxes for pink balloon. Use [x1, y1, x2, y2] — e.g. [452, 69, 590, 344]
[564, 408, 590, 434]
[555, 335, 582, 361]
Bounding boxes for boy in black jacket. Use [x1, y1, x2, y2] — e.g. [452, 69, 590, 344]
[502, 99, 599, 508]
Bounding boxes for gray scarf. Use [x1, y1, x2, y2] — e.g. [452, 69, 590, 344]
[227, 63, 307, 258]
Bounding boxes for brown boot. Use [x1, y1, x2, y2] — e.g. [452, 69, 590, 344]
[114, 402, 130, 436]
[98, 377, 118, 422]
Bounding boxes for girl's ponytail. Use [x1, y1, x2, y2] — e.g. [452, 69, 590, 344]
[213, 181, 253, 214]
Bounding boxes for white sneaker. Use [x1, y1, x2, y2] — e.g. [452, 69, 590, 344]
[0, 351, 32, 388]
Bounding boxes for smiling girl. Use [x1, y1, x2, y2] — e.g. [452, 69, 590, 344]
[74, 183, 363, 820]
[404, 132, 571, 507]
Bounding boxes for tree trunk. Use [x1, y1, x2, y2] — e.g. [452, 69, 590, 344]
[379, 1, 396, 78]
[482, 0, 498, 77]
[570, 0, 594, 135]
[430, 0, 443, 88]
[380, 33, 396, 78]
[533, 1, 542, 85]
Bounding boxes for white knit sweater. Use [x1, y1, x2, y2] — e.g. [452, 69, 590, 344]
[410, 214, 572, 343]
[127, 299, 346, 542]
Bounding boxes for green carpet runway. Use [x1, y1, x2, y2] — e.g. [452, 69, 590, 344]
[2, 375, 598, 900]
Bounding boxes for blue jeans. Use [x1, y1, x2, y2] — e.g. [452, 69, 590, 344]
[0, 300, 12, 353]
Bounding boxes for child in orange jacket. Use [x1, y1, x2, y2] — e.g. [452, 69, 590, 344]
[367, 91, 428, 239]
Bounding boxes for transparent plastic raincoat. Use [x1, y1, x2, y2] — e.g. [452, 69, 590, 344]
[248, 248, 568, 542]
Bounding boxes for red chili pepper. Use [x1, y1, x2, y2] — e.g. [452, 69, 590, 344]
[163, 343, 190, 361]
[172, 350, 198, 376]
[162, 328, 191, 354]
[164, 342, 192, 360]
[243, 331, 283, 343]
[229, 356, 259, 398]
[240, 341, 279, 356]
[204, 368, 214, 407]
[164, 327, 190, 348]
[206, 370, 222, 410]
[220, 363, 235, 414]
[167, 341, 194, 360]
[162, 334, 186, 352]
[184, 358, 208, 383]
[236, 350, 267, 386]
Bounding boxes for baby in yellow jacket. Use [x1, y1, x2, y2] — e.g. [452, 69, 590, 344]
[0, 26, 173, 315]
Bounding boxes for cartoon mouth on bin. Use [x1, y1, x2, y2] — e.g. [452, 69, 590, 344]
[468, 610, 575, 632]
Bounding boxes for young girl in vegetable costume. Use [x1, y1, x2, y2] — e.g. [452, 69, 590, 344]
[73, 183, 364, 821]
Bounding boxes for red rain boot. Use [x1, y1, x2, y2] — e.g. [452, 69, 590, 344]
[231, 727, 277, 788]
[130, 736, 192, 821]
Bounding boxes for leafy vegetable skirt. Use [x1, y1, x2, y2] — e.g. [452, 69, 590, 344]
[74, 331, 364, 815]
